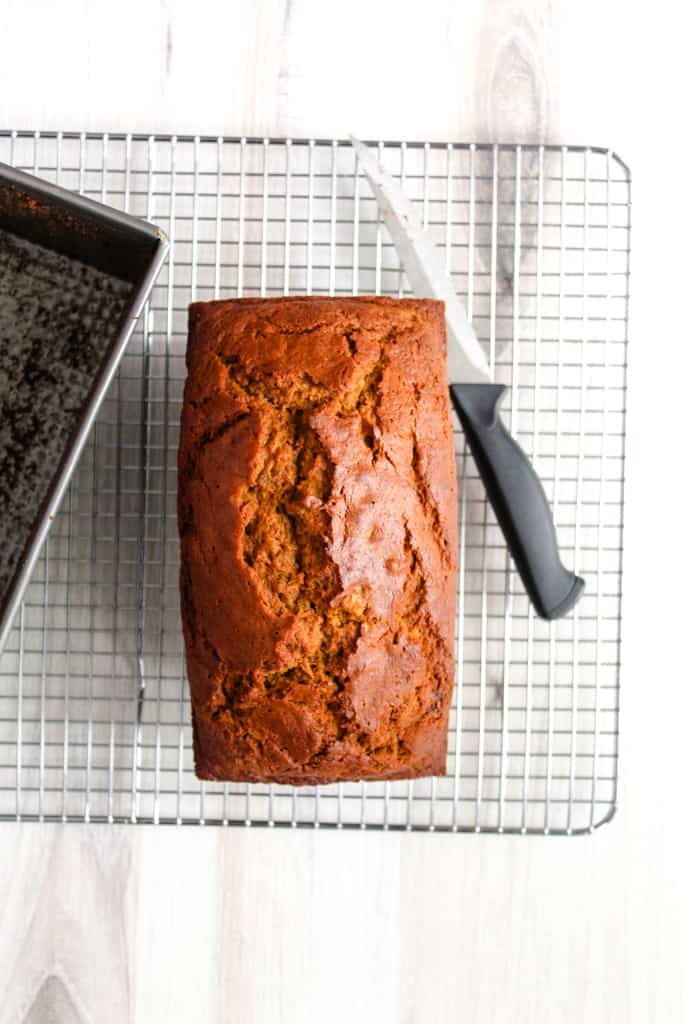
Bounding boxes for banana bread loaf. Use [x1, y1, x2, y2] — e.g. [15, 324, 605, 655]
[178, 296, 457, 785]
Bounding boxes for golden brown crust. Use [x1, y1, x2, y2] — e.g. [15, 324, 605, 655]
[178, 296, 458, 785]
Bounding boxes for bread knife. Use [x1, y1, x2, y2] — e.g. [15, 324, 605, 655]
[350, 136, 584, 620]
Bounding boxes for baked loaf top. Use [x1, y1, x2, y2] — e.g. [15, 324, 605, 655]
[178, 296, 458, 785]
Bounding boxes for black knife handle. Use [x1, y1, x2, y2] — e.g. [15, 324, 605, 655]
[450, 382, 584, 620]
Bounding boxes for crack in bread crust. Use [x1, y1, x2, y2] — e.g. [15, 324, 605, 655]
[411, 430, 450, 565]
[400, 522, 450, 720]
[207, 356, 386, 750]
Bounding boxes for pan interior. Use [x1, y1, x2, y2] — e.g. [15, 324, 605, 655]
[0, 226, 132, 609]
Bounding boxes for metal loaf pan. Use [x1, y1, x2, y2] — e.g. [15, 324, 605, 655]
[0, 162, 168, 653]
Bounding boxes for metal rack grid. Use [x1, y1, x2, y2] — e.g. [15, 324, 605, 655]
[0, 131, 629, 833]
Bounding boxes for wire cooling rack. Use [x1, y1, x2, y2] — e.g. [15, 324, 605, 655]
[0, 132, 629, 833]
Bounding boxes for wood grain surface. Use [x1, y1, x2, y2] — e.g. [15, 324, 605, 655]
[1, 1, 682, 1021]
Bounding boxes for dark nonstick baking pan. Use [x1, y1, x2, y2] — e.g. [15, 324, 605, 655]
[0, 162, 168, 654]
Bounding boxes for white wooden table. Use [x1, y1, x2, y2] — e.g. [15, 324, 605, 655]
[1, 2, 682, 1021]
